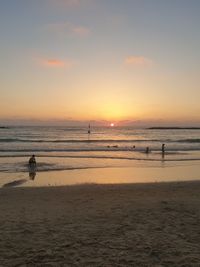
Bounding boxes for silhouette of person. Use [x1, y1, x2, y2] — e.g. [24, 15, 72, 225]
[28, 155, 37, 180]
[145, 147, 150, 154]
[161, 144, 165, 154]
[29, 155, 36, 165]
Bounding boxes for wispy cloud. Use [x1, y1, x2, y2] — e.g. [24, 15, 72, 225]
[124, 56, 152, 67]
[43, 59, 66, 67]
[37, 57, 76, 69]
[50, 0, 81, 8]
[50, 0, 93, 8]
[46, 22, 91, 38]
[72, 26, 90, 37]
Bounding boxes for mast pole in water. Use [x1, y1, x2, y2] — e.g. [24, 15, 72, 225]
[88, 124, 91, 134]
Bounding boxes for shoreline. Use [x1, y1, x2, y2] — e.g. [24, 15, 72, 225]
[1, 178, 200, 190]
[1, 180, 200, 266]
[1, 162, 200, 188]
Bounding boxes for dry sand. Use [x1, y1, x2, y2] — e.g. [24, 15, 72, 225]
[0, 181, 200, 266]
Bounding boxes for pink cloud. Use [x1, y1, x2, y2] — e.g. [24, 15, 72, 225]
[124, 56, 152, 67]
[64, 0, 81, 6]
[72, 26, 90, 37]
[50, 0, 93, 8]
[50, 0, 81, 8]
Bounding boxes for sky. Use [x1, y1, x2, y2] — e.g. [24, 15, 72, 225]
[0, 0, 200, 126]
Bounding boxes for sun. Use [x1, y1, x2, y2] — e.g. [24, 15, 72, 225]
[110, 123, 114, 127]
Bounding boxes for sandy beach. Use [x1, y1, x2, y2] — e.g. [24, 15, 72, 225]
[0, 181, 200, 266]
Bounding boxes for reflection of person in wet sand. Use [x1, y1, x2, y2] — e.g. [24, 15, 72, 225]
[3, 157, 37, 187]
[29, 170, 36, 180]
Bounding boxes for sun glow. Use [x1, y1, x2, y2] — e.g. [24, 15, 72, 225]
[110, 123, 114, 127]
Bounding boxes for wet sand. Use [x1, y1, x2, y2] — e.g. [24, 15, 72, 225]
[0, 181, 200, 266]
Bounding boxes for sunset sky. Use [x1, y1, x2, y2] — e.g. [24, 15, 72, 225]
[0, 0, 200, 126]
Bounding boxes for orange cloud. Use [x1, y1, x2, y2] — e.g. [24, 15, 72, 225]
[37, 58, 75, 69]
[124, 56, 152, 67]
[44, 59, 65, 67]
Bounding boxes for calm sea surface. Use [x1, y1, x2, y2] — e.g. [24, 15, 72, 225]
[0, 126, 200, 187]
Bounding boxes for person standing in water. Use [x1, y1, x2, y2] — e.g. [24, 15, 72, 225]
[162, 144, 165, 154]
[145, 147, 150, 154]
[28, 155, 37, 179]
[29, 155, 36, 165]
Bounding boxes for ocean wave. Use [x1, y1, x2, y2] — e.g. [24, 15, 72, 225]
[0, 138, 162, 143]
[176, 139, 200, 143]
[1, 158, 200, 175]
[0, 162, 111, 173]
[0, 154, 200, 165]
[0, 148, 147, 152]
[1, 137, 200, 143]
[0, 146, 200, 153]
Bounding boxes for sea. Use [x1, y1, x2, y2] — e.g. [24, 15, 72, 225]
[0, 126, 200, 187]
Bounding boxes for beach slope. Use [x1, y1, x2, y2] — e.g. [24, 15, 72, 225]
[0, 181, 200, 266]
